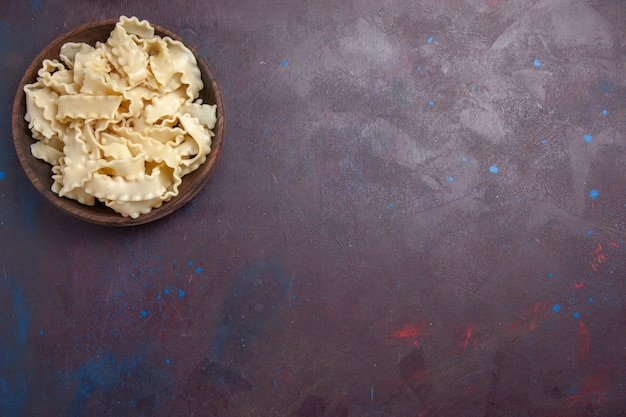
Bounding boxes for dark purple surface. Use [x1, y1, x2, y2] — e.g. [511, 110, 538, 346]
[1, 1, 625, 416]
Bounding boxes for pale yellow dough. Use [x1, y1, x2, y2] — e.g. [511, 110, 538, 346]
[24, 16, 217, 218]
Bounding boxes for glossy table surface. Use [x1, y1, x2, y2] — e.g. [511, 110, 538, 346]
[1, 1, 625, 416]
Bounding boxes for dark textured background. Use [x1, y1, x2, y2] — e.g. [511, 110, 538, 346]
[1, 0, 625, 416]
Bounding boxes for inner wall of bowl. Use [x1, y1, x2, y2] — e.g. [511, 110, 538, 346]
[15, 21, 222, 225]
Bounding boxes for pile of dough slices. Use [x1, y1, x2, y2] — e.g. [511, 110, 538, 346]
[24, 16, 217, 218]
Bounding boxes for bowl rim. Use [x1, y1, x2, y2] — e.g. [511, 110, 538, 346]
[11, 17, 225, 227]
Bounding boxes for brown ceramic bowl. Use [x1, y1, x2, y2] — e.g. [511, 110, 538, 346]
[12, 18, 224, 227]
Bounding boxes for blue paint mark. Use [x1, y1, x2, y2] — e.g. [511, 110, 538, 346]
[164, 288, 170, 294]
[210, 261, 292, 362]
[282, 60, 289, 67]
[16, 185, 40, 236]
[541, 139, 547, 144]
[461, 157, 467, 163]
[188, 261, 193, 266]
[0, 171, 5, 179]
[31, 0, 42, 12]
[548, 272, 553, 278]
[587, 231, 593, 237]
[388, 203, 394, 208]
[0, 275, 30, 417]
[533, 59, 542, 67]
[140, 310, 149, 317]
[589, 189, 599, 199]
[591, 79, 614, 96]
[447, 177, 454, 183]
[428, 101, 434, 107]
[195, 267, 203, 274]
[573, 312, 580, 319]
[0, 21, 8, 54]
[588, 298, 593, 303]
[584, 134, 593, 143]
[602, 109, 608, 116]
[417, 66, 422, 72]
[427, 36, 434, 44]
[178, 290, 186, 298]
[39, 330, 44, 336]
[67, 355, 155, 416]
[489, 165, 499, 174]
[553, 304, 560, 313]
[165, 358, 171, 364]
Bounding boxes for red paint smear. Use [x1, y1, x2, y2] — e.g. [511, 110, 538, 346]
[275, 367, 301, 386]
[607, 239, 619, 248]
[573, 283, 585, 289]
[578, 320, 590, 360]
[462, 383, 479, 396]
[580, 370, 609, 399]
[392, 322, 428, 340]
[417, 404, 433, 417]
[508, 300, 549, 332]
[507, 306, 532, 331]
[459, 324, 474, 352]
[591, 243, 603, 255]
[568, 368, 611, 409]
[529, 302, 542, 331]
[402, 54, 411, 70]
[321, 305, 340, 320]
[590, 242, 608, 271]
[591, 254, 607, 271]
